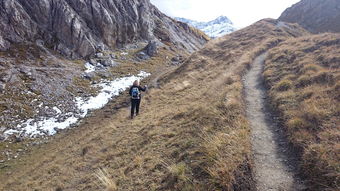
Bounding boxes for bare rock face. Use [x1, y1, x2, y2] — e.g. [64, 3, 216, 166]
[0, 0, 208, 58]
[279, 0, 340, 33]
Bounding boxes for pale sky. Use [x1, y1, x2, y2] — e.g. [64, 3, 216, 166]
[150, 0, 300, 28]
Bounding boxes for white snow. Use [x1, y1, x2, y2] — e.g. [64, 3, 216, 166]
[85, 62, 95, 73]
[76, 71, 150, 118]
[4, 71, 150, 138]
[17, 116, 79, 136]
[175, 16, 236, 38]
[3, 129, 20, 136]
[53, 107, 62, 115]
[96, 53, 104, 57]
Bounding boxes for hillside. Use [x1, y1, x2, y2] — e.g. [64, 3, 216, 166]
[175, 16, 236, 38]
[264, 33, 340, 190]
[279, 0, 340, 33]
[0, 19, 310, 191]
[0, 0, 339, 190]
[0, 0, 209, 140]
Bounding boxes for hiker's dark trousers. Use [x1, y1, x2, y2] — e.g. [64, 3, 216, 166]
[131, 99, 141, 117]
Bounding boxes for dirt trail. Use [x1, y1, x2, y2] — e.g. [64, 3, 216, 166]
[244, 53, 305, 191]
[148, 65, 177, 88]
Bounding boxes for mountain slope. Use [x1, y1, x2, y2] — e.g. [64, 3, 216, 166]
[279, 0, 340, 33]
[264, 33, 340, 190]
[0, 19, 309, 191]
[175, 16, 236, 38]
[0, 0, 208, 58]
[0, 0, 209, 139]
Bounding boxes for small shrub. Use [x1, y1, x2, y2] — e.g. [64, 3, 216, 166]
[302, 144, 339, 189]
[301, 102, 329, 131]
[296, 75, 313, 88]
[286, 117, 308, 130]
[301, 64, 322, 73]
[313, 72, 335, 85]
[263, 69, 274, 80]
[226, 77, 234, 85]
[276, 80, 293, 91]
[163, 162, 189, 183]
[284, 74, 297, 81]
[298, 90, 314, 101]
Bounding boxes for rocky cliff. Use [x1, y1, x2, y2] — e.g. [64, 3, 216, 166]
[0, 0, 208, 58]
[279, 0, 340, 33]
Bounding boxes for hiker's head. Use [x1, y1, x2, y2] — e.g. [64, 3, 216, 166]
[133, 80, 140, 86]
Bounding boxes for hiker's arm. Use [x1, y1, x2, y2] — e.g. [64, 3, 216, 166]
[140, 86, 147, 92]
[129, 87, 132, 95]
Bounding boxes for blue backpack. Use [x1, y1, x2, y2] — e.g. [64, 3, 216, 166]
[131, 87, 140, 99]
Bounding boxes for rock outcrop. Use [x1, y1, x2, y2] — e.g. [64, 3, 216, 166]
[279, 0, 340, 33]
[0, 0, 208, 58]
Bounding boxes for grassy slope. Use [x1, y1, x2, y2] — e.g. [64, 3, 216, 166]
[263, 33, 340, 190]
[0, 19, 308, 191]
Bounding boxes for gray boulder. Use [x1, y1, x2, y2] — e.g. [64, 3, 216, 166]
[101, 59, 118, 67]
[89, 59, 97, 65]
[96, 53, 104, 58]
[137, 51, 150, 60]
[0, 83, 5, 93]
[144, 41, 160, 57]
[0, 72, 11, 83]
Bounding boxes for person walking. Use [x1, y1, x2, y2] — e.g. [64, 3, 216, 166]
[129, 80, 147, 119]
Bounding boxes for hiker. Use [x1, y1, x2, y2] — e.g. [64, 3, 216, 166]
[129, 80, 147, 119]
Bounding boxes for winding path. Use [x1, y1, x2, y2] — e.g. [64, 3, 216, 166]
[244, 53, 305, 191]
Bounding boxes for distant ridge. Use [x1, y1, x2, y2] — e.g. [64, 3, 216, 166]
[279, 0, 340, 33]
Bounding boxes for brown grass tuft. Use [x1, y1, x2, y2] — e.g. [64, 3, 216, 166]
[276, 80, 293, 91]
[95, 168, 117, 191]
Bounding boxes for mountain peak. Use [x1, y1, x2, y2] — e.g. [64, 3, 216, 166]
[175, 16, 236, 38]
[213, 16, 233, 25]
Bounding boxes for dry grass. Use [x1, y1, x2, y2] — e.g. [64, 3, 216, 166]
[264, 33, 340, 190]
[95, 168, 117, 191]
[0, 19, 309, 190]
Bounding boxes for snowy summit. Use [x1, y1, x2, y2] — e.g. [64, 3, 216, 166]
[175, 16, 236, 38]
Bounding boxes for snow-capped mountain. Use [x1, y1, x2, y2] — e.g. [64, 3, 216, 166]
[175, 16, 236, 38]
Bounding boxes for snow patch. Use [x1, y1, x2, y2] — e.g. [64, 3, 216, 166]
[76, 71, 150, 118]
[85, 62, 95, 73]
[53, 107, 62, 115]
[4, 71, 150, 138]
